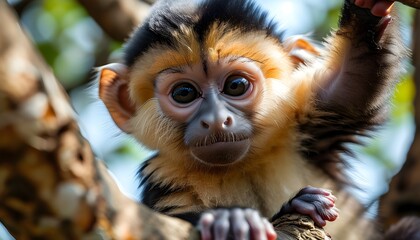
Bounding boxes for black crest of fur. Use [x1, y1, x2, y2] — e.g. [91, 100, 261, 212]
[124, 0, 197, 66]
[124, 0, 282, 66]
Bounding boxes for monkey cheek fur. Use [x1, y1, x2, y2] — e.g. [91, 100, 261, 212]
[189, 139, 251, 166]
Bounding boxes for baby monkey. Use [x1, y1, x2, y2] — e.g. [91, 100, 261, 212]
[98, 0, 405, 239]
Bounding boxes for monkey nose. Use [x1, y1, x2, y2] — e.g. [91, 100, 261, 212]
[200, 116, 233, 130]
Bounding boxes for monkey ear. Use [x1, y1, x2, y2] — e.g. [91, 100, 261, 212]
[98, 63, 135, 133]
[283, 36, 320, 66]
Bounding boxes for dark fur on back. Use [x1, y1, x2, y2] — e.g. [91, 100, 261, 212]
[124, 0, 282, 66]
[384, 217, 420, 240]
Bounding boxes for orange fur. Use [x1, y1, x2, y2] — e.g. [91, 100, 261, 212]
[205, 23, 292, 79]
[98, 1, 407, 237]
[127, 28, 326, 217]
[121, 21, 334, 218]
[129, 23, 295, 107]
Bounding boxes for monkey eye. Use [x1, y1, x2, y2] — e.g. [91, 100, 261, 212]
[222, 75, 250, 97]
[171, 82, 200, 104]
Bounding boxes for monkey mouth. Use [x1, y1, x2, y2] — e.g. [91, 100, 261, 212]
[188, 133, 251, 166]
[190, 132, 250, 147]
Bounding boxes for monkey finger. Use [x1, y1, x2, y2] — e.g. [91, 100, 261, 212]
[371, 0, 394, 17]
[290, 199, 326, 227]
[305, 198, 334, 221]
[198, 212, 216, 240]
[301, 196, 338, 222]
[262, 219, 277, 240]
[296, 193, 335, 208]
[354, 0, 394, 17]
[314, 207, 339, 223]
[354, 0, 375, 9]
[230, 208, 250, 240]
[214, 209, 230, 240]
[324, 193, 337, 204]
[297, 186, 333, 197]
[327, 207, 340, 221]
[244, 209, 267, 240]
[314, 202, 339, 222]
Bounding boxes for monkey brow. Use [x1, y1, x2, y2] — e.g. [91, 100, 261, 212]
[158, 66, 186, 75]
[226, 56, 261, 64]
[154, 66, 187, 86]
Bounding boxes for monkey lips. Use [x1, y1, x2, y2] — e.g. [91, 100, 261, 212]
[187, 132, 251, 166]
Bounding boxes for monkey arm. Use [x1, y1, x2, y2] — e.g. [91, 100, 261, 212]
[298, 0, 408, 183]
[315, 0, 406, 117]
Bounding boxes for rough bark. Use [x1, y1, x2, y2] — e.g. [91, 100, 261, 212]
[379, 11, 420, 229]
[0, 1, 330, 240]
[274, 215, 333, 240]
[0, 1, 197, 239]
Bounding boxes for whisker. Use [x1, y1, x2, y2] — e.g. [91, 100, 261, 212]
[191, 131, 250, 147]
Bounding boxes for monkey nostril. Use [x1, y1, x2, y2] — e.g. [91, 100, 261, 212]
[224, 117, 233, 127]
[200, 116, 233, 130]
[201, 121, 210, 129]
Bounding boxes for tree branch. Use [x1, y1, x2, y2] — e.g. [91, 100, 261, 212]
[77, 0, 152, 42]
[396, 0, 420, 9]
[379, 10, 420, 229]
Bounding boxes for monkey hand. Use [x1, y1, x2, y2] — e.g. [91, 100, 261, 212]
[341, 0, 395, 49]
[197, 208, 277, 240]
[353, 0, 394, 17]
[278, 186, 339, 227]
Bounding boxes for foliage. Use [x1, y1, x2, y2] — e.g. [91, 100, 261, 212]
[20, 0, 121, 89]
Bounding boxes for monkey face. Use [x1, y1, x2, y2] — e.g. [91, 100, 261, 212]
[98, 24, 298, 168]
[154, 57, 265, 166]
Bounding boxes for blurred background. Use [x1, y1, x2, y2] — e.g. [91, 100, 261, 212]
[1, 0, 417, 238]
